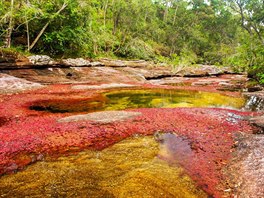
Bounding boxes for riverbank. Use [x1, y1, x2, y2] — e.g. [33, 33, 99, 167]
[0, 56, 263, 197]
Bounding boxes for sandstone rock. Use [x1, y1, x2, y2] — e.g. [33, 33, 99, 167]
[1, 66, 144, 84]
[192, 81, 213, 86]
[89, 61, 104, 67]
[118, 66, 177, 80]
[28, 55, 54, 65]
[62, 58, 104, 67]
[192, 79, 231, 86]
[183, 65, 235, 77]
[72, 83, 138, 90]
[0, 73, 43, 93]
[244, 91, 264, 111]
[227, 134, 264, 197]
[148, 77, 190, 86]
[58, 111, 142, 123]
[62, 58, 90, 66]
[250, 116, 264, 130]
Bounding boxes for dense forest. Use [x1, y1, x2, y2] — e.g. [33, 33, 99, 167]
[0, 0, 263, 83]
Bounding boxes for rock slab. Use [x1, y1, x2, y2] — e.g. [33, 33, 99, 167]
[72, 83, 138, 90]
[58, 111, 142, 123]
[0, 73, 43, 93]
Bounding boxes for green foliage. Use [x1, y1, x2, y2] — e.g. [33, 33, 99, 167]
[179, 48, 198, 66]
[259, 74, 264, 85]
[0, 47, 31, 61]
[0, 0, 263, 84]
[118, 38, 155, 60]
[248, 65, 264, 84]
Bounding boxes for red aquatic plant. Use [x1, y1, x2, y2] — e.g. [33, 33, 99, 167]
[0, 83, 259, 197]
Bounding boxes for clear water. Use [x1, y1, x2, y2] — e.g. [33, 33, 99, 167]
[0, 136, 207, 198]
[29, 89, 247, 113]
[103, 89, 246, 110]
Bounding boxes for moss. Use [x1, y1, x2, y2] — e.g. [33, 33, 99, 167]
[0, 48, 30, 62]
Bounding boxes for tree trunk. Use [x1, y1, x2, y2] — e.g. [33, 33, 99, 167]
[25, 17, 30, 51]
[163, 0, 169, 22]
[113, 11, 120, 35]
[172, 4, 179, 26]
[5, 0, 14, 48]
[112, 0, 121, 35]
[251, 23, 264, 45]
[25, 0, 30, 51]
[103, 0, 109, 27]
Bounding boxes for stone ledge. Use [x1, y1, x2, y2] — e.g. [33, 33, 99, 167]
[72, 83, 139, 90]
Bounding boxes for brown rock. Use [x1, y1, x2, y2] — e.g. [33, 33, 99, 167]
[226, 134, 264, 197]
[250, 116, 264, 130]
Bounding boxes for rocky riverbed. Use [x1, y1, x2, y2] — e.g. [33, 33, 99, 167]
[0, 56, 263, 198]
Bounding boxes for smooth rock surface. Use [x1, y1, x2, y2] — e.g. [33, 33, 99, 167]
[1, 67, 142, 84]
[227, 134, 264, 197]
[58, 111, 142, 123]
[62, 58, 104, 67]
[72, 83, 138, 90]
[0, 73, 43, 93]
[183, 65, 234, 77]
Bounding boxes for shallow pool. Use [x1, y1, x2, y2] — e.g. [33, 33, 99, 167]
[29, 89, 247, 113]
[0, 135, 207, 198]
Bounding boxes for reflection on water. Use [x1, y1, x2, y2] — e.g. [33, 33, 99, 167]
[29, 99, 104, 113]
[0, 136, 207, 198]
[29, 89, 247, 113]
[155, 133, 194, 164]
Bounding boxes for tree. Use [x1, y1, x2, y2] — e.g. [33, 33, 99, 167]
[28, 1, 68, 51]
[6, 0, 14, 48]
[0, 0, 262, 84]
[227, 0, 264, 45]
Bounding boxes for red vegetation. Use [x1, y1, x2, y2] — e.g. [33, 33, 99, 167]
[0, 83, 259, 198]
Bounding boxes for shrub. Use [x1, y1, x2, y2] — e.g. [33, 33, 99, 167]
[117, 38, 155, 60]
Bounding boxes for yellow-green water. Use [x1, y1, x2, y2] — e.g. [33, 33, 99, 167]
[103, 89, 245, 110]
[0, 136, 207, 198]
[30, 89, 246, 113]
